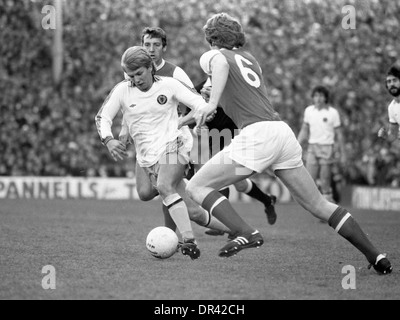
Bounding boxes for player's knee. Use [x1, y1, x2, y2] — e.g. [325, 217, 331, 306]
[234, 180, 248, 192]
[187, 206, 206, 225]
[136, 185, 158, 201]
[137, 189, 157, 201]
[156, 181, 176, 198]
[185, 180, 197, 200]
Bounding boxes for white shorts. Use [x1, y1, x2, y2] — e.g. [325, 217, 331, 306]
[142, 132, 192, 188]
[222, 121, 303, 173]
[306, 144, 335, 165]
[180, 125, 194, 160]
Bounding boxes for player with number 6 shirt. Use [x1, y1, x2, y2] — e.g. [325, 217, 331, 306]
[184, 12, 392, 274]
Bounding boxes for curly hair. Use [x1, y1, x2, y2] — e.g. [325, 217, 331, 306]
[311, 85, 330, 103]
[203, 13, 246, 49]
[387, 63, 400, 80]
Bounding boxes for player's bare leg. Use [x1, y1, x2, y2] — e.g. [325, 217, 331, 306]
[135, 163, 159, 201]
[275, 165, 392, 274]
[135, 162, 177, 231]
[319, 163, 334, 202]
[187, 151, 264, 257]
[176, 179, 232, 235]
[234, 179, 278, 225]
[157, 152, 200, 260]
[305, 161, 328, 222]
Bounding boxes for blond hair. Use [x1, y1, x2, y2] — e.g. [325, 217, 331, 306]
[121, 46, 156, 75]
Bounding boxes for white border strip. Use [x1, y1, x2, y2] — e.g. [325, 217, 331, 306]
[335, 213, 351, 233]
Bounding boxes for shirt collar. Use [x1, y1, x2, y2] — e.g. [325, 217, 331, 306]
[156, 59, 165, 71]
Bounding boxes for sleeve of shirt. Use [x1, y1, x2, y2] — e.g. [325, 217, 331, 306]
[199, 49, 223, 75]
[170, 78, 207, 111]
[119, 115, 129, 139]
[172, 67, 194, 88]
[332, 108, 341, 128]
[95, 83, 124, 144]
[303, 107, 310, 124]
[388, 103, 397, 123]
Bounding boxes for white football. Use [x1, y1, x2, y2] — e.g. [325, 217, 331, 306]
[146, 226, 179, 259]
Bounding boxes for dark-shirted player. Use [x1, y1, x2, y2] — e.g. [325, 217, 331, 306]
[193, 79, 278, 229]
[185, 13, 392, 274]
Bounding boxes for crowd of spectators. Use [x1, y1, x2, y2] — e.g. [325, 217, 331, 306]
[1, 0, 400, 187]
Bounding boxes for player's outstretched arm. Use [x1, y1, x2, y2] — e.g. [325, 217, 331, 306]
[178, 110, 196, 128]
[206, 53, 229, 111]
[118, 116, 133, 145]
[95, 83, 128, 161]
[193, 53, 229, 130]
[178, 109, 216, 129]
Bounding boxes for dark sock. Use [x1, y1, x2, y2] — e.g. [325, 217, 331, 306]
[246, 181, 272, 206]
[328, 207, 380, 264]
[219, 187, 230, 199]
[202, 190, 254, 235]
[162, 204, 177, 232]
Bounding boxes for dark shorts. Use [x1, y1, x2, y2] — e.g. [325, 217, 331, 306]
[207, 107, 238, 155]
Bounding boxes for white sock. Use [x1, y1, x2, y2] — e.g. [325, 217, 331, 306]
[163, 194, 194, 241]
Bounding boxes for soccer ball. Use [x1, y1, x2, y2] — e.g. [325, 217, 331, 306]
[146, 226, 179, 259]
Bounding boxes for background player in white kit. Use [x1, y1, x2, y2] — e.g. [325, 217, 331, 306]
[96, 46, 217, 259]
[297, 85, 346, 203]
[378, 63, 400, 142]
[186, 13, 392, 274]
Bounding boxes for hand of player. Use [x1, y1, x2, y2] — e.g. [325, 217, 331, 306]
[378, 127, 387, 139]
[193, 105, 215, 135]
[106, 139, 128, 161]
[119, 134, 133, 145]
[206, 110, 217, 122]
[200, 86, 211, 102]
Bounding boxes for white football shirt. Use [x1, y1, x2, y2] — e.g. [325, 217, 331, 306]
[96, 77, 207, 167]
[388, 99, 400, 125]
[303, 105, 341, 145]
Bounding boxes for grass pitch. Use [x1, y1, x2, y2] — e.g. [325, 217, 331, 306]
[0, 199, 399, 300]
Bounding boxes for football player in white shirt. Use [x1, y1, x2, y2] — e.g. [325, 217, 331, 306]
[378, 64, 400, 142]
[297, 86, 346, 202]
[119, 28, 225, 236]
[96, 47, 227, 259]
[120, 27, 194, 229]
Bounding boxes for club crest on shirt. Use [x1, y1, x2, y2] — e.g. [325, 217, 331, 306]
[323, 117, 328, 122]
[157, 95, 168, 105]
